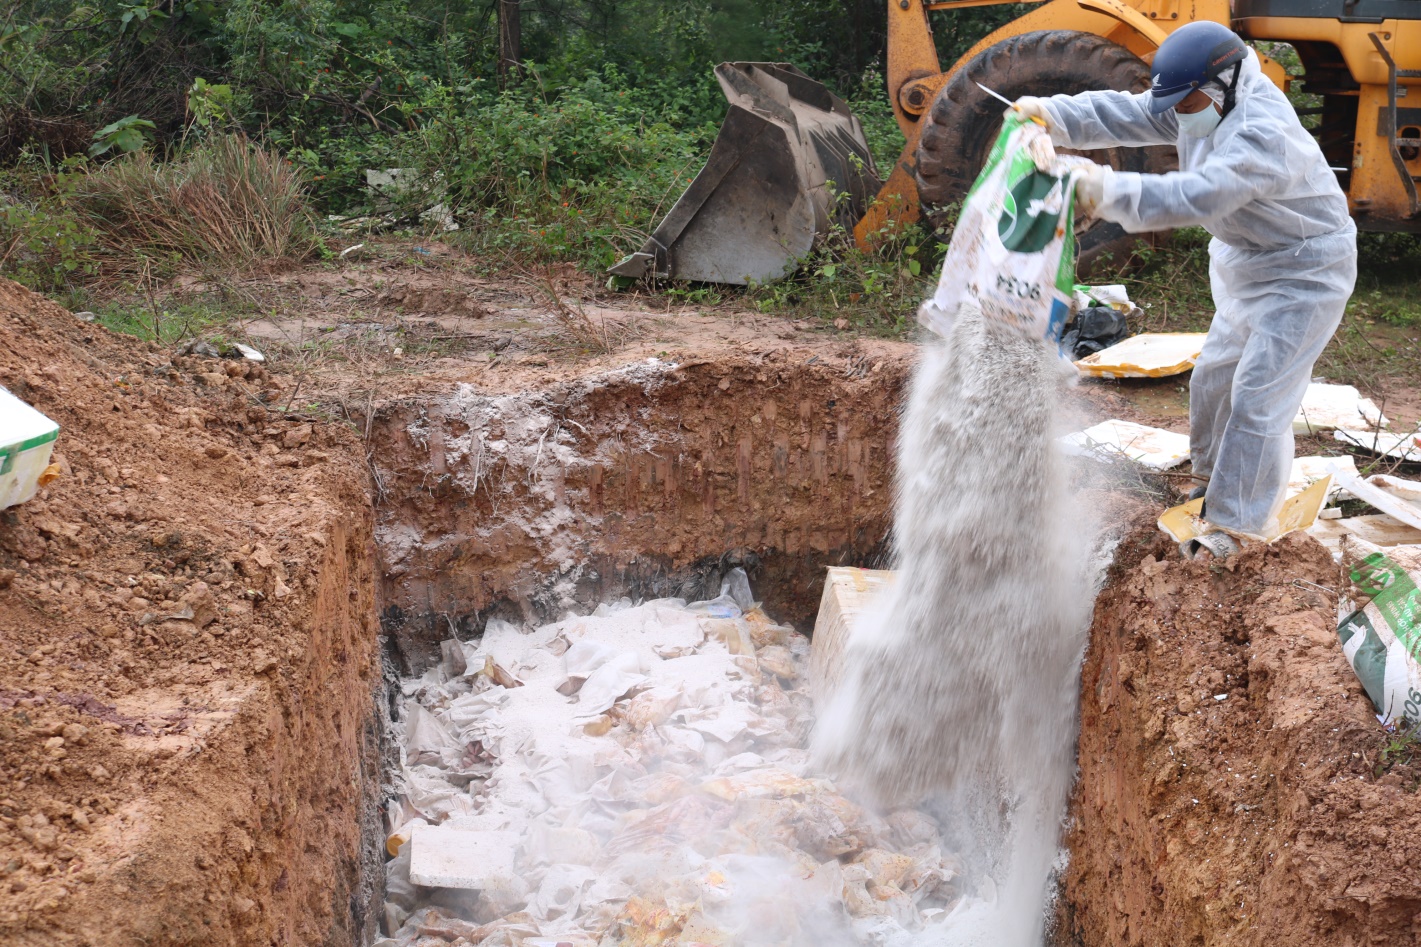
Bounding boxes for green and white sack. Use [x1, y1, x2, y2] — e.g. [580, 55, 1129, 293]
[1338, 538, 1421, 724]
[918, 113, 1093, 345]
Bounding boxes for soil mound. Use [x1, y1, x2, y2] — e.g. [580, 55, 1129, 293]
[0, 280, 382, 945]
[1061, 523, 1421, 946]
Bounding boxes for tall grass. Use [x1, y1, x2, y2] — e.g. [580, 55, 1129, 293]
[68, 135, 319, 266]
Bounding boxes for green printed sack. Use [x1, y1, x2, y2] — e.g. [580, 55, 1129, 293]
[1338, 539, 1421, 724]
[918, 113, 1094, 345]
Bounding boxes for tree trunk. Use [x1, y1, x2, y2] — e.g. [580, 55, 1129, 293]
[498, 0, 522, 87]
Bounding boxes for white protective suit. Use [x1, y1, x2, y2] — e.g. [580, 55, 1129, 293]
[1038, 50, 1357, 538]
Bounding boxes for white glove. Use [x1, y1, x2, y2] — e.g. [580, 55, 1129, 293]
[1076, 164, 1109, 215]
[1009, 96, 1051, 128]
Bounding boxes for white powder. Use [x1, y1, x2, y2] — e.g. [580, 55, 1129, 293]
[814, 308, 1096, 946]
[384, 589, 973, 945]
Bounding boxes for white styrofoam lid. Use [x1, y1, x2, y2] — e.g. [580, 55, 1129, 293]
[1059, 419, 1191, 470]
[0, 385, 60, 448]
[1293, 383, 1387, 434]
[408, 824, 519, 889]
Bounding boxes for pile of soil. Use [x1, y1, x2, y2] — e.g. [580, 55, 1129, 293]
[0, 280, 383, 945]
[1061, 523, 1421, 946]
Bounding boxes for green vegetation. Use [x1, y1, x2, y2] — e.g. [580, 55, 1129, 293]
[3, 0, 938, 309]
[1351, 233, 1421, 328]
[0, 0, 1418, 362]
[90, 297, 233, 345]
[1374, 722, 1421, 790]
[71, 134, 319, 264]
[1112, 227, 1215, 334]
[1, 135, 318, 293]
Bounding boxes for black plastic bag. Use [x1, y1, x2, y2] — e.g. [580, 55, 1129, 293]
[1061, 306, 1129, 360]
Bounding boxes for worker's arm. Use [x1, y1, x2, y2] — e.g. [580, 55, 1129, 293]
[1095, 107, 1285, 231]
[1037, 90, 1176, 150]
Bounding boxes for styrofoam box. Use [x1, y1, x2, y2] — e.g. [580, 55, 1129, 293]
[0, 385, 60, 510]
[810, 567, 896, 710]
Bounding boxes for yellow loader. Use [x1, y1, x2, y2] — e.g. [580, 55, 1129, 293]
[612, 0, 1421, 284]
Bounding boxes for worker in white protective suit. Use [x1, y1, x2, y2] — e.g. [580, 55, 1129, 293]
[1013, 21, 1357, 560]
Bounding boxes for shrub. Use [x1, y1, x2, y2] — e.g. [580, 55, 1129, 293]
[358, 72, 715, 269]
[67, 134, 319, 266]
[0, 185, 101, 294]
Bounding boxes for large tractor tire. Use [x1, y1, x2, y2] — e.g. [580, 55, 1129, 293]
[915, 30, 1176, 272]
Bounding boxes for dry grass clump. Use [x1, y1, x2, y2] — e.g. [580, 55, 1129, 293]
[522, 268, 620, 355]
[69, 135, 319, 266]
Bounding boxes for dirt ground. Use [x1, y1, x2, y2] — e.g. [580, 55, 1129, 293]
[0, 279, 383, 945]
[1061, 526, 1421, 946]
[139, 239, 1421, 432]
[4, 242, 1421, 946]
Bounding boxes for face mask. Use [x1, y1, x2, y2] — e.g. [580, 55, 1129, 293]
[1177, 101, 1222, 138]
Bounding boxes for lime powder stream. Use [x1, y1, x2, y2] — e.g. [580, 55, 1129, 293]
[814, 306, 1097, 945]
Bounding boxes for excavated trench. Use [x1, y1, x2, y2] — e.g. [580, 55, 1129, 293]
[7, 280, 1418, 946]
[361, 354, 912, 937]
[368, 355, 908, 675]
[358, 353, 1421, 947]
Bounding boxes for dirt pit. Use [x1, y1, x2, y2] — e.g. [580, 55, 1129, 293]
[367, 344, 914, 672]
[0, 277, 917, 945]
[5, 271, 1421, 946]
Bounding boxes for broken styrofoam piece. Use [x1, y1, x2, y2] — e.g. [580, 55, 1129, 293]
[1334, 427, 1421, 461]
[1293, 383, 1386, 434]
[1289, 454, 1357, 502]
[1326, 465, 1421, 532]
[232, 343, 266, 362]
[366, 168, 460, 232]
[1060, 419, 1191, 470]
[1074, 332, 1207, 379]
[407, 823, 520, 889]
[419, 203, 460, 233]
[1308, 514, 1421, 557]
[366, 167, 444, 198]
[1372, 475, 1421, 510]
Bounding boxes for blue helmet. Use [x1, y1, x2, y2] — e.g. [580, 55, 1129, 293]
[1148, 21, 1249, 115]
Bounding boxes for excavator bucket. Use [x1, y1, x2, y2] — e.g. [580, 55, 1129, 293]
[609, 63, 881, 286]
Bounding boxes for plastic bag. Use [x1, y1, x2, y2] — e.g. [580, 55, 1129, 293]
[1338, 540, 1421, 723]
[919, 114, 1093, 345]
[1061, 306, 1130, 359]
[404, 703, 465, 768]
